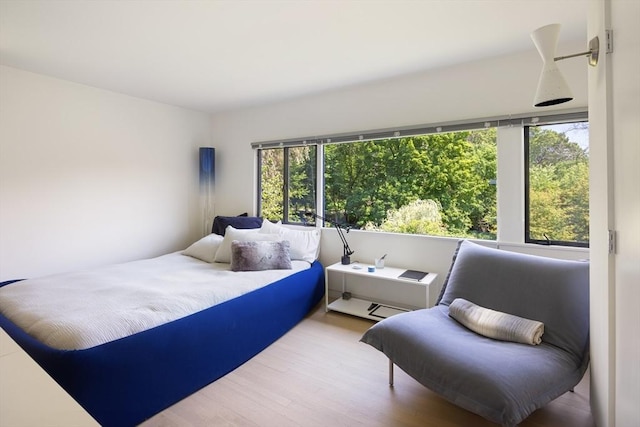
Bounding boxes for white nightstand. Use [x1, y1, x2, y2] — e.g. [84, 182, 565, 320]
[324, 262, 437, 321]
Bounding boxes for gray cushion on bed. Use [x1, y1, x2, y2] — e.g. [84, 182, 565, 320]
[360, 240, 590, 426]
[230, 240, 292, 271]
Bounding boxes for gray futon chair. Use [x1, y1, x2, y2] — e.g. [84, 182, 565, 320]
[360, 240, 590, 426]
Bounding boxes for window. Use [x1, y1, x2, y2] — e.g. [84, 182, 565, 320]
[525, 121, 589, 247]
[258, 145, 316, 224]
[258, 129, 497, 240]
[254, 111, 588, 247]
[323, 130, 497, 239]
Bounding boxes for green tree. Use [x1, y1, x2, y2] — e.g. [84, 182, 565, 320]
[528, 125, 589, 243]
[529, 127, 587, 165]
[558, 161, 589, 241]
[260, 149, 283, 220]
[324, 129, 497, 239]
[287, 146, 316, 222]
[529, 165, 570, 240]
[364, 199, 446, 235]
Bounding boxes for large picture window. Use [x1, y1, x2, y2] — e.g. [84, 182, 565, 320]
[323, 130, 497, 239]
[255, 112, 588, 247]
[525, 121, 589, 247]
[258, 129, 497, 240]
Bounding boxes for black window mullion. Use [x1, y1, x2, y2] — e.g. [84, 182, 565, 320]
[256, 149, 263, 218]
[524, 126, 533, 243]
[283, 147, 290, 223]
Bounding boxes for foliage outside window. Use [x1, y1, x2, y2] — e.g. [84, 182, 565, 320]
[323, 130, 497, 240]
[256, 115, 589, 247]
[259, 146, 316, 223]
[260, 129, 497, 240]
[525, 122, 589, 247]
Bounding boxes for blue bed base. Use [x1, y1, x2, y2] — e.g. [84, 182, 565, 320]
[0, 261, 325, 426]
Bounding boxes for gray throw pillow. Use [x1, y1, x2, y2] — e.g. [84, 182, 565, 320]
[230, 240, 292, 271]
[438, 240, 589, 361]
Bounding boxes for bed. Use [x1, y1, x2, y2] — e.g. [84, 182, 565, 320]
[0, 217, 324, 426]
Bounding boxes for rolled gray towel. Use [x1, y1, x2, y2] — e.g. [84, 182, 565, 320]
[449, 298, 544, 345]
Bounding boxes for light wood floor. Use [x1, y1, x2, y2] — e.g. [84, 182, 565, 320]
[141, 303, 594, 427]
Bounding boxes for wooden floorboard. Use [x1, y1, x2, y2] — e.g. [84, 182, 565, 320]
[141, 303, 594, 427]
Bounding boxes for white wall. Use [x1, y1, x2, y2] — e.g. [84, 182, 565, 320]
[588, 1, 640, 426]
[0, 66, 212, 280]
[212, 44, 587, 216]
[211, 45, 589, 300]
[610, 1, 640, 426]
[588, 2, 615, 425]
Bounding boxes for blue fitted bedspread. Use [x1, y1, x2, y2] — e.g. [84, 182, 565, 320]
[0, 261, 324, 426]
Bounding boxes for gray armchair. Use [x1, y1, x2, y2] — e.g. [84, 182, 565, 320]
[360, 240, 590, 426]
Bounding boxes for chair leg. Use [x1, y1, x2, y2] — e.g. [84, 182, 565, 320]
[389, 359, 394, 387]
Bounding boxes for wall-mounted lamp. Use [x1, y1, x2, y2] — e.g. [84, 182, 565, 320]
[199, 147, 215, 235]
[531, 23, 602, 107]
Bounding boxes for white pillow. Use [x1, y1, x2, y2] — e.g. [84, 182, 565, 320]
[182, 234, 224, 263]
[214, 225, 282, 263]
[260, 219, 283, 234]
[259, 219, 321, 263]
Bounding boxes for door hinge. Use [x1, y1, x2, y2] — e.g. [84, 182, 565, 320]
[608, 229, 617, 254]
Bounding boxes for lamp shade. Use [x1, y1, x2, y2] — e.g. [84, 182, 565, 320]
[199, 147, 215, 235]
[531, 24, 573, 107]
[199, 147, 215, 187]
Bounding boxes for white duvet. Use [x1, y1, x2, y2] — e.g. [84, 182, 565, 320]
[0, 253, 310, 350]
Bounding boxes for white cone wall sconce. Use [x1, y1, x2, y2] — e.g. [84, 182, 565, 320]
[531, 23, 604, 107]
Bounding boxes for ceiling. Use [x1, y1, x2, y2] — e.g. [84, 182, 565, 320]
[0, 0, 588, 114]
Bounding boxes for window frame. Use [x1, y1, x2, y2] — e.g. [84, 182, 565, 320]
[257, 145, 318, 225]
[254, 110, 588, 248]
[524, 120, 590, 248]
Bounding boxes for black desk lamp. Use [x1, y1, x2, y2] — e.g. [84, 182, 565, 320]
[304, 212, 354, 265]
